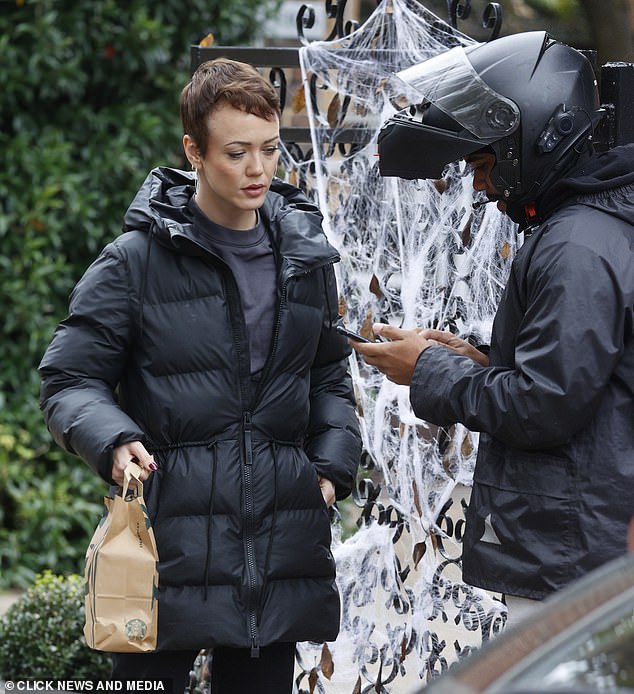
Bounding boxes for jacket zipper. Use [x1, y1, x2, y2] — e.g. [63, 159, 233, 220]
[201, 252, 260, 654]
[242, 410, 260, 657]
[224, 273, 259, 656]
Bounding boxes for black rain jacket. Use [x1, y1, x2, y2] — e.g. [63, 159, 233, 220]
[39, 167, 362, 650]
[410, 144, 634, 599]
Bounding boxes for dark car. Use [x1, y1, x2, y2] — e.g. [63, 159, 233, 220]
[416, 552, 634, 693]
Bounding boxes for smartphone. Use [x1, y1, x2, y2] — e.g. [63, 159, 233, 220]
[336, 325, 374, 343]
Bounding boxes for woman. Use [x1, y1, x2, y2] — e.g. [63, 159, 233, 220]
[39, 58, 361, 693]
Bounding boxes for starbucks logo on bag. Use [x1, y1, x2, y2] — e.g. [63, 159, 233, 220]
[125, 618, 148, 641]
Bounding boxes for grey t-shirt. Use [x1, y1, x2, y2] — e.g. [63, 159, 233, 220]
[189, 201, 277, 376]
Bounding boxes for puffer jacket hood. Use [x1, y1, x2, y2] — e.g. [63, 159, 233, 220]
[123, 167, 195, 236]
[39, 168, 362, 651]
[122, 166, 339, 269]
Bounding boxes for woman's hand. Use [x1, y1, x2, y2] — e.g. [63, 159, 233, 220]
[111, 440, 157, 487]
[419, 328, 490, 366]
[317, 474, 336, 507]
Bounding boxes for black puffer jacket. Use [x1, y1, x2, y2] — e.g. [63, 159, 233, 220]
[39, 167, 362, 650]
[410, 144, 634, 599]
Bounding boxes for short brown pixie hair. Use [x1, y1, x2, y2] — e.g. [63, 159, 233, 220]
[180, 58, 281, 156]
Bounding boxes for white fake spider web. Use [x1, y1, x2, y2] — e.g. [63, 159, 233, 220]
[281, 0, 519, 691]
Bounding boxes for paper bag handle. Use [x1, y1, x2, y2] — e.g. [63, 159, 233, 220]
[122, 461, 144, 500]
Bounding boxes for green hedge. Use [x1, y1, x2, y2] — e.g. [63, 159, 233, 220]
[0, 0, 274, 588]
[0, 571, 111, 680]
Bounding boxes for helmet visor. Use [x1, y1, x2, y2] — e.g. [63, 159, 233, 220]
[390, 45, 520, 140]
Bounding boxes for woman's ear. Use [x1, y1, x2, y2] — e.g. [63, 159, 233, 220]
[183, 134, 201, 170]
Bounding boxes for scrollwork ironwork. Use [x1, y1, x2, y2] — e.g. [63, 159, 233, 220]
[296, 3, 317, 45]
[324, 0, 349, 40]
[268, 67, 287, 111]
[296, 0, 366, 44]
[447, 0, 504, 40]
[448, 0, 472, 26]
[482, 2, 503, 40]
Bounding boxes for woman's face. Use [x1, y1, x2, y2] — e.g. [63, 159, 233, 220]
[184, 102, 280, 230]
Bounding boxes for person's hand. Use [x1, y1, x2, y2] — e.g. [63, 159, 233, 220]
[317, 474, 336, 507]
[419, 328, 490, 366]
[111, 440, 157, 487]
[350, 323, 432, 385]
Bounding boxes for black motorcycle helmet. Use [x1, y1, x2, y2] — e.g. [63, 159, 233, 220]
[378, 31, 603, 206]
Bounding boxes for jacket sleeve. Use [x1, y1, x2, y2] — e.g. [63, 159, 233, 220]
[305, 265, 362, 500]
[410, 228, 626, 449]
[39, 241, 146, 482]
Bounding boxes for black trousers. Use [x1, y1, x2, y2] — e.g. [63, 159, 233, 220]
[111, 642, 296, 694]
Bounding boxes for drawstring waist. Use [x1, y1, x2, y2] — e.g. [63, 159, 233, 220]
[196, 437, 293, 609]
[151, 436, 302, 656]
[150, 435, 301, 452]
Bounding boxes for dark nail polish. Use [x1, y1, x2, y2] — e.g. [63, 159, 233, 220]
[149, 462, 158, 471]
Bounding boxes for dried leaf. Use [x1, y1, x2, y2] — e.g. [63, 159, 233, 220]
[500, 241, 512, 259]
[412, 479, 423, 517]
[399, 422, 406, 439]
[432, 178, 448, 194]
[338, 294, 347, 317]
[327, 93, 341, 129]
[198, 33, 214, 47]
[401, 635, 408, 663]
[413, 541, 426, 568]
[291, 85, 306, 114]
[462, 217, 472, 247]
[308, 667, 318, 693]
[430, 531, 439, 553]
[320, 643, 334, 679]
[359, 311, 375, 341]
[352, 676, 362, 694]
[461, 433, 473, 458]
[442, 443, 455, 475]
[369, 273, 384, 299]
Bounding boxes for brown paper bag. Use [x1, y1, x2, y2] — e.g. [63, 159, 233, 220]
[84, 461, 159, 652]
